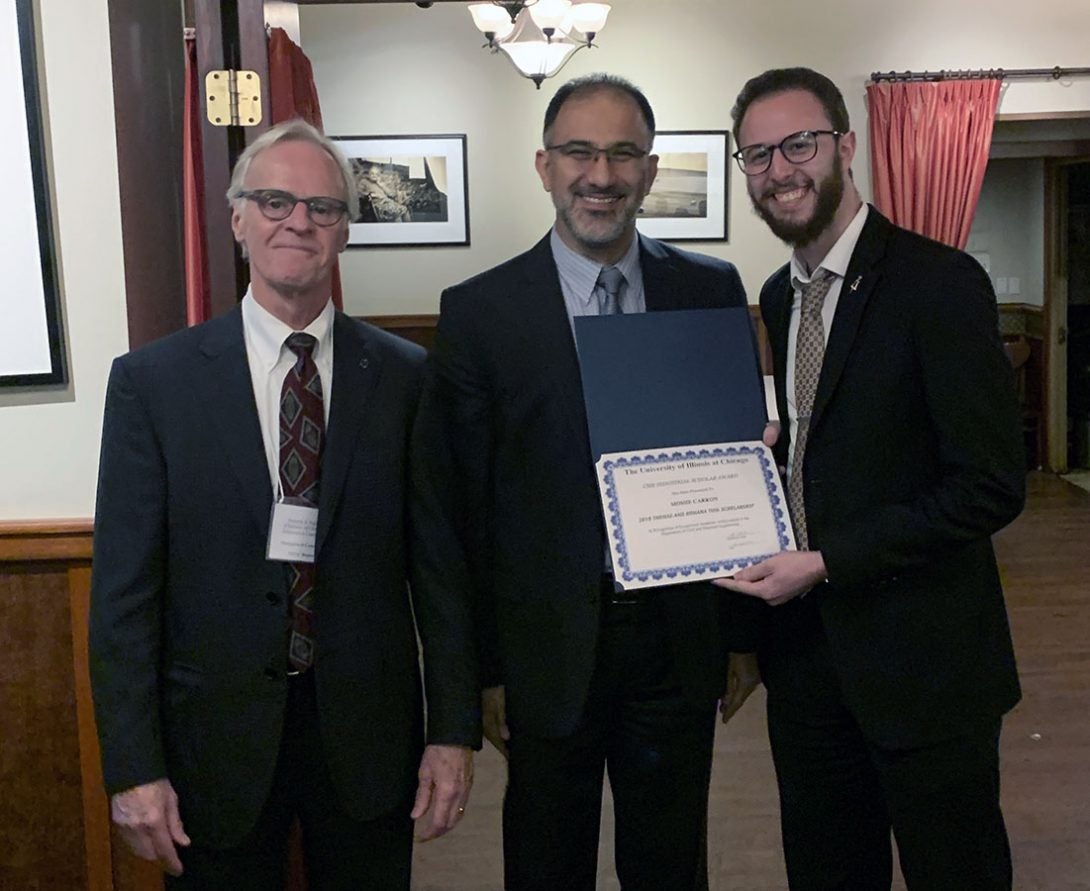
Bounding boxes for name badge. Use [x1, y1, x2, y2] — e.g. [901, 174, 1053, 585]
[267, 499, 318, 563]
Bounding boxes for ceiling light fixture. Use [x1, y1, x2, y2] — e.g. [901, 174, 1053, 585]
[467, 1, 612, 89]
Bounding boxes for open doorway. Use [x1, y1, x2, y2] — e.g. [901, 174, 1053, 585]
[1064, 162, 1090, 469]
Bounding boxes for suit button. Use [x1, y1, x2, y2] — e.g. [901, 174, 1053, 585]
[264, 666, 279, 681]
[266, 591, 280, 604]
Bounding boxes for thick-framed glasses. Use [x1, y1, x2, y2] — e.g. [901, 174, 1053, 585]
[732, 130, 842, 175]
[236, 189, 349, 226]
[545, 141, 650, 167]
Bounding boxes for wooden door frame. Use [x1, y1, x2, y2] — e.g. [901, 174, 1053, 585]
[1045, 155, 1090, 472]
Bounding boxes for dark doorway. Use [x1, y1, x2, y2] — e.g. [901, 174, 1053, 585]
[1066, 162, 1090, 468]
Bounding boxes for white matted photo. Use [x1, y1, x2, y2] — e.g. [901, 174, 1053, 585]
[637, 130, 730, 243]
[2, 0, 65, 386]
[332, 134, 469, 248]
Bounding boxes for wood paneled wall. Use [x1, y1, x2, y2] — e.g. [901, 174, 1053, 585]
[0, 522, 162, 891]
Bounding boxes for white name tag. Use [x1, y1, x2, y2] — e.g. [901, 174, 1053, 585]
[267, 500, 319, 563]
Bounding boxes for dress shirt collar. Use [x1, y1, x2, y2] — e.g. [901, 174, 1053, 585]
[789, 202, 870, 286]
[241, 287, 335, 371]
[550, 226, 642, 308]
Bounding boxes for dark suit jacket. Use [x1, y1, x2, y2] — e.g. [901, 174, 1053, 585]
[89, 306, 479, 847]
[413, 233, 765, 739]
[759, 207, 1025, 748]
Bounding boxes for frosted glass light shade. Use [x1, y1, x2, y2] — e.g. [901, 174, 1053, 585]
[468, 3, 515, 35]
[528, 0, 573, 33]
[567, 2, 610, 34]
[499, 38, 580, 79]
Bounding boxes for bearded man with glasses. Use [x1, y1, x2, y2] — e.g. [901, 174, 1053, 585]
[717, 67, 1024, 890]
[413, 72, 768, 890]
[90, 119, 479, 889]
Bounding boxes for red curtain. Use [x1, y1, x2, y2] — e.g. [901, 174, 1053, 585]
[182, 27, 341, 323]
[183, 35, 211, 325]
[867, 79, 1000, 250]
[268, 26, 343, 310]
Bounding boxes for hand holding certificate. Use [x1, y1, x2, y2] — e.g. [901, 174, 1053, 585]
[597, 442, 794, 589]
[575, 307, 794, 591]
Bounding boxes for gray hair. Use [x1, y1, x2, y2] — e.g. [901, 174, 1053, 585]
[226, 118, 358, 221]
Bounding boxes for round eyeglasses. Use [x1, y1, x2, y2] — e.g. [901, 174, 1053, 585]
[236, 189, 349, 226]
[732, 130, 842, 176]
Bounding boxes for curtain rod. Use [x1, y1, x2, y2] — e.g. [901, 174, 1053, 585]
[869, 66, 1090, 83]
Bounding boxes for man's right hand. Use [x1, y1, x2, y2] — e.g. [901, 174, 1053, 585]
[481, 685, 510, 759]
[110, 778, 190, 876]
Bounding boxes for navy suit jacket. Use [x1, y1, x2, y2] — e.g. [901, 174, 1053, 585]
[758, 207, 1024, 747]
[90, 306, 480, 846]
[413, 233, 765, 738]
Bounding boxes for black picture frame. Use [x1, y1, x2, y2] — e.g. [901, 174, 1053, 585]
[636, 130, 731, 243]
[2, 0, 66, 387]
[331, 134, 470, 248]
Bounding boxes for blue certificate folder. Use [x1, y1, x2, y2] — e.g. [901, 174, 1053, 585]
[574, 308, 766, 460]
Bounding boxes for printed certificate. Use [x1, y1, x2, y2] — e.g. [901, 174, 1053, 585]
[597, 441, 795, 590]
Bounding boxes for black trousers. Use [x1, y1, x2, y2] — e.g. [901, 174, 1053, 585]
[502, 590, 717, 891]
[166, 672, 413, 891]
[765, 628, 1012, 891]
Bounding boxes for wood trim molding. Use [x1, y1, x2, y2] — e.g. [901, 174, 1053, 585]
[0, 520, 93, 562]
[362, 313, 438, 329]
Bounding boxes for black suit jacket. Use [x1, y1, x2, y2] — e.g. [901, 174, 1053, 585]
[759, 207, 1024, 748]
[89, 306, 479, 846]
[413, 233, 765, 738]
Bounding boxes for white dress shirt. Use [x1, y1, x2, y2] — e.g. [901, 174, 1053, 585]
[241, 289, 335, 497]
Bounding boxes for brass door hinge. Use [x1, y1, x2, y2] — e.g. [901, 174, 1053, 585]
[205, 70, 262, 127]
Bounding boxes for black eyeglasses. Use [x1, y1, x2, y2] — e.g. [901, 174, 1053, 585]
[732, 130, 842, 175]
[545, 141, 650, 166]
[236, 189, 349, 226]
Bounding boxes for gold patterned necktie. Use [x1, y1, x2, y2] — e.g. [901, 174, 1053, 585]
[787, 269, 835, 550]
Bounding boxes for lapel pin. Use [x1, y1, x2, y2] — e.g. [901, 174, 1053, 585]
[849, 275, 862, 293]
[359, 357, 370, 369]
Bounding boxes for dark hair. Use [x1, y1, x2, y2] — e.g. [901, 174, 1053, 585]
[542, 73, 656, 145]
[730, 67, 850, 144]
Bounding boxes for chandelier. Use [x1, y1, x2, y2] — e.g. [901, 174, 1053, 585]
[468, 1, 612, 89]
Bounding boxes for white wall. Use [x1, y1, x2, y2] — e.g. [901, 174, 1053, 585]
[0, 0, 129, 520]
[3, 0, 1087, 521]
[300, 0, 1090, 316]
[967, 159, 1046, 305]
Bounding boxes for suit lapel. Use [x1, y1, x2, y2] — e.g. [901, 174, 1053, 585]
[315, 312, 382, 555]
[196, 306, 273, 538]
[639, 235, 681, 312]
[514, 235, 589, 441]
[810, 207, 889, 428]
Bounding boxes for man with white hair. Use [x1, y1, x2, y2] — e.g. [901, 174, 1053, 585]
[90, 119, 479, 889]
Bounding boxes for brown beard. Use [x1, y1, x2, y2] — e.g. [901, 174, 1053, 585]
[752, 159, 844, 249]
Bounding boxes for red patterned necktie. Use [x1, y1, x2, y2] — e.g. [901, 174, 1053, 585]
[279, 332, 324, 671]
[787, 270, 835, 550]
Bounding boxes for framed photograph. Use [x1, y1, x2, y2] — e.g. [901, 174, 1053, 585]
[332, 134, 469, 248]
[636, 130, 730, 243]
[1, 0, 66, 386]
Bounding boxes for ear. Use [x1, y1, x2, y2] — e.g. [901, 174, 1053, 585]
[534, 149, 552, 192]
[230, 203, 245, 244]
[338, 220, 350, 253]
[645, 153, 660, 191]
[838, 130, 857, 173]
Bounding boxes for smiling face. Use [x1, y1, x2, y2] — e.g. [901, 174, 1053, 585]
[535, 87, 658, 264]
[738, 89, 856, 251]
[231, 138, 349, 319]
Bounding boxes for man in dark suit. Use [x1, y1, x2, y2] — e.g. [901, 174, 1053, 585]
[414, 73, 766, 890]
[89, 120, 479, 889]
[716, 68, 1025, 889]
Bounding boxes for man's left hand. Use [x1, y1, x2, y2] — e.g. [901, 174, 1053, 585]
[411, 744, 474, 842]
[714, 551, 827, 606]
